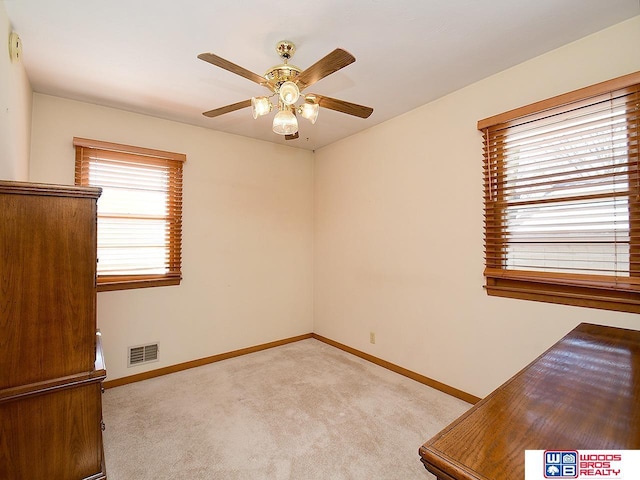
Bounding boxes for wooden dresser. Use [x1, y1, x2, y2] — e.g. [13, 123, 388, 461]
[0, 180, 107, 479]
[419, 323, 640, 480]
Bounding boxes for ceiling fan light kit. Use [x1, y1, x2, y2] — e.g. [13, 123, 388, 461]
[272, 107, 298, 135]
[251, 96, 272, 119]
[278, 81, 300, 105]
[299, 95, 319, 124]
[198, 40, 373, 140]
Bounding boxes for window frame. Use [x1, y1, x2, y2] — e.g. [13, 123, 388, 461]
[478, 71, 640, 314]
[74, 137, 186, 292]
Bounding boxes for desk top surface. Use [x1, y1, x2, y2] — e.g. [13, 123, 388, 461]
[419, 323, 640, 480]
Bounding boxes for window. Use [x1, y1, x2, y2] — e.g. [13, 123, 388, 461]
[479, 71, 640, 313]
[74, 138, 186, 291]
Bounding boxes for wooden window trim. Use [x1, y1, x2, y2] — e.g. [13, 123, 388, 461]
[74, 138, 185, 292]
[97, 276, 181, 292]
[479, 71, 640, 314]
[478, 71, 640, 130]
[73, 137, 186, 162]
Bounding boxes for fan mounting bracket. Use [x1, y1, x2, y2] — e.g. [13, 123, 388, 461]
[276, 40, 296, 61]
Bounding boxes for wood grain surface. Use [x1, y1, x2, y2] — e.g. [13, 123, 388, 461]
[419, 323, 640, 480]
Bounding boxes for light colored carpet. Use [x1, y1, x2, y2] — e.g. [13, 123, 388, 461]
[102, 339, 470, 479]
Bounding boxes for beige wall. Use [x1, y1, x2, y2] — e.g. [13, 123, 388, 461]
[314, 16, 640, 398]
[25, 16, 640, 395]
[29, 94, 314, 381]
[0, 2, 31, 180]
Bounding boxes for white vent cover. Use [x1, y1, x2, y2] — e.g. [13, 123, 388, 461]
[128, 343, 159, 367]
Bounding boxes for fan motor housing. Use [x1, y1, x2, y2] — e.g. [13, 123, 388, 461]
[264, 64, 301, 91]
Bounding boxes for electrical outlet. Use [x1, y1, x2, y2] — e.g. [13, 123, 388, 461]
[370, 331, 376, 344]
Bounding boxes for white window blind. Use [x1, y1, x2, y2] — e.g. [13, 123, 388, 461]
[74, 138, 185, 291]
[480, 72, 640, 313]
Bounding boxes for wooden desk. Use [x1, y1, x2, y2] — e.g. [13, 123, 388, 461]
[419, 323, 640, 480]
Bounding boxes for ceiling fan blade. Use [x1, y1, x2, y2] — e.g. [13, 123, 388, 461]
[198, 52, 268, 87]
[285, 132, 299, 140]
[296, 49, 355, 89]
[314, 94, 373, 119]
[202, 99, 252, 118]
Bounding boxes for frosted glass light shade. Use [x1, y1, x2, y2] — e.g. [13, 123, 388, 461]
[251, 97, 271, 119]
[279, 81, 300, 105]
[272, 109, 298, 135]
[300, 101, 319, 124]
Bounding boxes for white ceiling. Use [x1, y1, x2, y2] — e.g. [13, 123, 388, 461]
[4, 0, 639, 151]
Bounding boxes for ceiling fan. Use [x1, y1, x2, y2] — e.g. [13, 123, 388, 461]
[198, 40, 373, 140]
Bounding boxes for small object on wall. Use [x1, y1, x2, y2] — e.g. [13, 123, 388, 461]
[9, 31, 22, 63]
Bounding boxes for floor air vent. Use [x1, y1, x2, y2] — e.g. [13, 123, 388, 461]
[128, 343, 159, 367]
